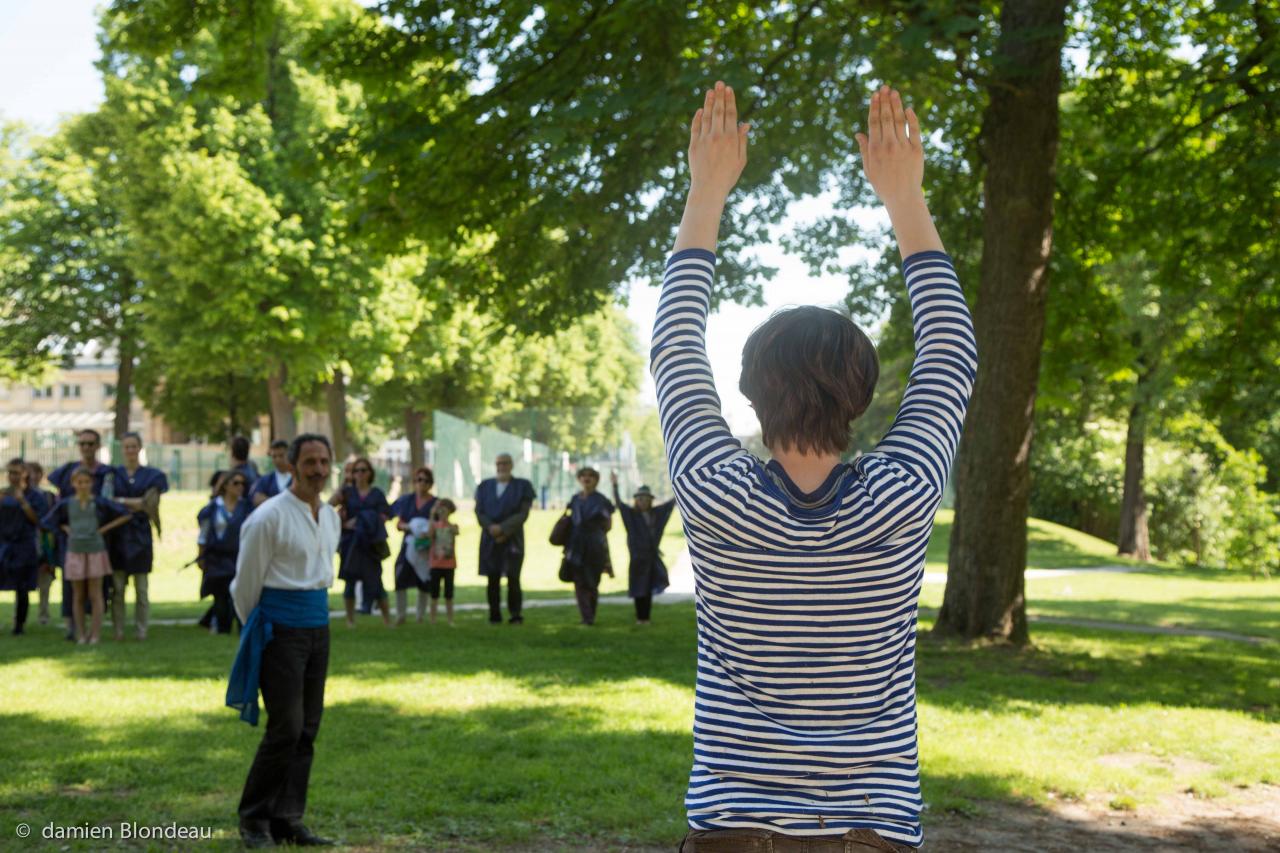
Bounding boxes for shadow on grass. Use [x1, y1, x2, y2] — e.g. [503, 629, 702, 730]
[2, 703, 1274, 852]
[0, 700, 695, 850]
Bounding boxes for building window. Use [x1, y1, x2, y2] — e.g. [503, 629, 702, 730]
[104, 383, 116, 398]
[62, 384, 81, 399]
[32, 386, 54, 399]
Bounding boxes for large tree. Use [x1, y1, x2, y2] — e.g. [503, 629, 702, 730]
[0, 115, 146, 437]
[100, 0, 400, 442]
[933, 0, 1069, 644]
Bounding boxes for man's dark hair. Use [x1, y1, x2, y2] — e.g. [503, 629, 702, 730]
[122, 431, 143, 446]
[288, 433, 333, 466]
[270, 439, 289, 452]
[7, 457, 25, 468]
[78, 429, 102, 443]
[230, 435, 251, 461]
[739, 306, 879, 456]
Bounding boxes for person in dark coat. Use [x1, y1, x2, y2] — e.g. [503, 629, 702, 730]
[564, 467, 614, 626]
[197, 471, 254, 634]
[228, 435, 261, 492]
[474, 453, 535, 625]
[1, 458, 50, 635]
[108, 432, 169, 641]
[25, 462, 58, 625]
[330, 457, 391, 627]
[249, 440, 293, 507]
[611, 472, 676, 625]
[390, 466, 437, 625]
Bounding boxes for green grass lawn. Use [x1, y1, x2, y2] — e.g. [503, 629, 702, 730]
[0, 494, 1277, 849]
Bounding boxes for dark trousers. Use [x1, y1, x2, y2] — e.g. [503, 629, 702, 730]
[574, 581, 599, 625]
[486, 570, 522, 622]
[13, 590, 29, 629]
[635, 595, 652, 621]
[200, 577, 236, 634]
[238, 625, 329, 829]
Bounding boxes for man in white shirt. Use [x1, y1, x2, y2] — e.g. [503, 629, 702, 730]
[227, 434, 341, 848]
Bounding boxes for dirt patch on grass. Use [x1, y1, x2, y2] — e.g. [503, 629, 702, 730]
[1096, 751, 1217, 776]
[927, 783, 1280, 851]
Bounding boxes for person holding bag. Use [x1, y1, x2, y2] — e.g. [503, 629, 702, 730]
[561, 468, 614, 626]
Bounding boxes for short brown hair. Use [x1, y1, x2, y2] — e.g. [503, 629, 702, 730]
[739, 306, 879, 456]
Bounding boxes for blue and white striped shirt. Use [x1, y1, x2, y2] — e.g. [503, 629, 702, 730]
[652, 248, 977, 846]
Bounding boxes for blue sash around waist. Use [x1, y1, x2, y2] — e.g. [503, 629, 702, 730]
[226, 587, 330, 726]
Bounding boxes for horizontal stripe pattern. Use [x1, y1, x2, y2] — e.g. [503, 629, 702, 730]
[651, 248, 976, 847]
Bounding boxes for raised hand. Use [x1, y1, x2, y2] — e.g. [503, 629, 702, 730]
[688, 81, 750, 200]
[855, 85, 924, 210]
[674, 81, 751, 253]
[855, 84, 942, 259]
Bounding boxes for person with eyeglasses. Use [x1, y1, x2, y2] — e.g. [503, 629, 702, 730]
[474, 452, 536, 625]
[329, 457, 392, 627]
[197, 471, 255, 635]
[47, 429, 117, 641]
[390, 466, 437, 625]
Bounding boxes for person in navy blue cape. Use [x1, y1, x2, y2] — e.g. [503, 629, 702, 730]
[250, 440, 293, 507]
[390, 466, 437, 625]
[474, 452, 535, 624]
[1, 458, 50, 635]
[610, 472, 676, 625]
[47, 428, 117, 640]
[107, 433, 169, 641]
[229, 435, 261, 492]
[330, 457, 392, 627]
[197, 471, 255, 634]
[25, 461, 59, 625]
[563, 468, 614, 626]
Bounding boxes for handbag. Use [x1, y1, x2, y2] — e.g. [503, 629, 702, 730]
[558, 557, 575, 583]
[549, 511, 573, 547]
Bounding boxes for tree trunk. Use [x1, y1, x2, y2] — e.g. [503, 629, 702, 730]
[405, 408, 425, 471]
[325, 372, 349, 461]
[113, 335, 135, 439]
[267, 364, 298, 441]
[934, 0, 1068, 645]
[1117, 397, 1151, 560]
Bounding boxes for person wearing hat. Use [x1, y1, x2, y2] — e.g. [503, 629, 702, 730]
[563, 467, 613, 625]
[611, 472, 676, 624]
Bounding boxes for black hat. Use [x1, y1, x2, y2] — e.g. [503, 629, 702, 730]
[633, 485, 654, 499]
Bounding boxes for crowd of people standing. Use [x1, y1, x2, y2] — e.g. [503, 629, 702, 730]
[0, 429, 677, 642]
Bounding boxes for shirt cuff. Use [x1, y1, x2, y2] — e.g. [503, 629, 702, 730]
[667, 248, 717, 267]
[901, 249, 953, 271]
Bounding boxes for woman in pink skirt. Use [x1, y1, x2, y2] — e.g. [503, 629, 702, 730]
[42, 468, 130, 644]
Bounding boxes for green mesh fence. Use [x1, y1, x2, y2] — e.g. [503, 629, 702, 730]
[429, 410, 672, 509]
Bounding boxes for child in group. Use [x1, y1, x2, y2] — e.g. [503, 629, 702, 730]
[427, 498, 459, 626]
[41, 468, 131, 644]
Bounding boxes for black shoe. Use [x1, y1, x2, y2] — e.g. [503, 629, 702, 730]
[239, 821, 274, 848]
[508, 615, 523, 625]
[488, 617, 502, 625]
[272, 821, 335, 847]
[11, 624, 24, 636]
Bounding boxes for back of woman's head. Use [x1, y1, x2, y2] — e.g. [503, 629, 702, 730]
[739, 305, 879, 456]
